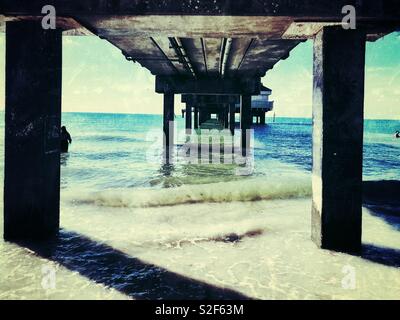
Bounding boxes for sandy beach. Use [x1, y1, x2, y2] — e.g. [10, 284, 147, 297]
[1, 192, 399, 300]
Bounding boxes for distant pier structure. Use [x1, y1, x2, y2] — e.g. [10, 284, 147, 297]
[182, 85, 273, 130]
[237, 85, 273, 125]
[1, 1, 400, 254]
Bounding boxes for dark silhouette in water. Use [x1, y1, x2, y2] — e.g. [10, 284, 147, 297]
[61, 126, 72, 153]
[395, 131, 400, 139]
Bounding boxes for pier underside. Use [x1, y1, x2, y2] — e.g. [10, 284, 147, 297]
[1, 0, 400, 253]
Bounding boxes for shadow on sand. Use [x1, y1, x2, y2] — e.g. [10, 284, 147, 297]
[359, 244, 400, 268]
[8, 180, 399, 298]
[363, 180, 400, 231]
[15, 229, 251, 300]
[359, 180, 400, 268]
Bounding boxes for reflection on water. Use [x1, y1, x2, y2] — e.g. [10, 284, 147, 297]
[159, 163, 174, 178]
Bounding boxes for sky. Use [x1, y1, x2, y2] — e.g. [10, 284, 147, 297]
[0, 32, 399, 119]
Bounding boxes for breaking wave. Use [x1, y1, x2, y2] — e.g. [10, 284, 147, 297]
[65, 177, 311, 208]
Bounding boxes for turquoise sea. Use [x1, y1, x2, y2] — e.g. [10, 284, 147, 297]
[57, 113, 400, 191]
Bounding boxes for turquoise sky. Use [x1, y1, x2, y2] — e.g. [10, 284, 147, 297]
[0, 32, 399, 119]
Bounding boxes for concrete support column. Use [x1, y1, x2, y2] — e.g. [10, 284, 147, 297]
[229, 103, 235, 135]
[217, 110, 222, 123]
[240, 95, 252, 156]
[224, 105, 229, 129]
[194, 106, 199, 129]
[199, 109, 205, 126]
[312, 27, 366, 253]
[163, 93, 174, 161]
[185, 105, 192, 133]
[260, 112, 266, 125]
[4, 21, 62, 240]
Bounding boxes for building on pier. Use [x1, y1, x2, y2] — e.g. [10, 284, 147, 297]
[235, 85, 274, 125]
[182, 85, 274, 128]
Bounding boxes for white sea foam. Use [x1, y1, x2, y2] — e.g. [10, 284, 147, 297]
[65, 176, 311, 208]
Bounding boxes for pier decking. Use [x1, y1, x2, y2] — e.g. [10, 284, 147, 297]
[1, 0, 400, 253]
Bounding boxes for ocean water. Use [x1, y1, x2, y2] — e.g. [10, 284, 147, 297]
[0, 113, 399, 300]
[59, 114, 400, 190]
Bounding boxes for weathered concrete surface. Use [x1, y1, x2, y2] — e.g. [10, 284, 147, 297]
[262, 112, 266, 124]
[194, 106, 199, 129]
[240, 95, 252, 156]
[223, 105, 229, 129]
[185, 106, 192, 133]
[4, 21, 62, 240]
[3, 0, 400, 17]
[312, 27, 365, 253]
[163, 93, 174, 161]
[0, 15, 94, 35]
[2, 1, 398, 80]
[229, 103, 236, 135]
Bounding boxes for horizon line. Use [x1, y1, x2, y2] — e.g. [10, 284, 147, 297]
[0, 109, 398, 121]
[60, 111, 400, 121]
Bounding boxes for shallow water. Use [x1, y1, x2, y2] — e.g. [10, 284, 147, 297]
[0, 113, 399, 299]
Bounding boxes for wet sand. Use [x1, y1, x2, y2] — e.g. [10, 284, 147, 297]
[1, 190, 399, 300]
